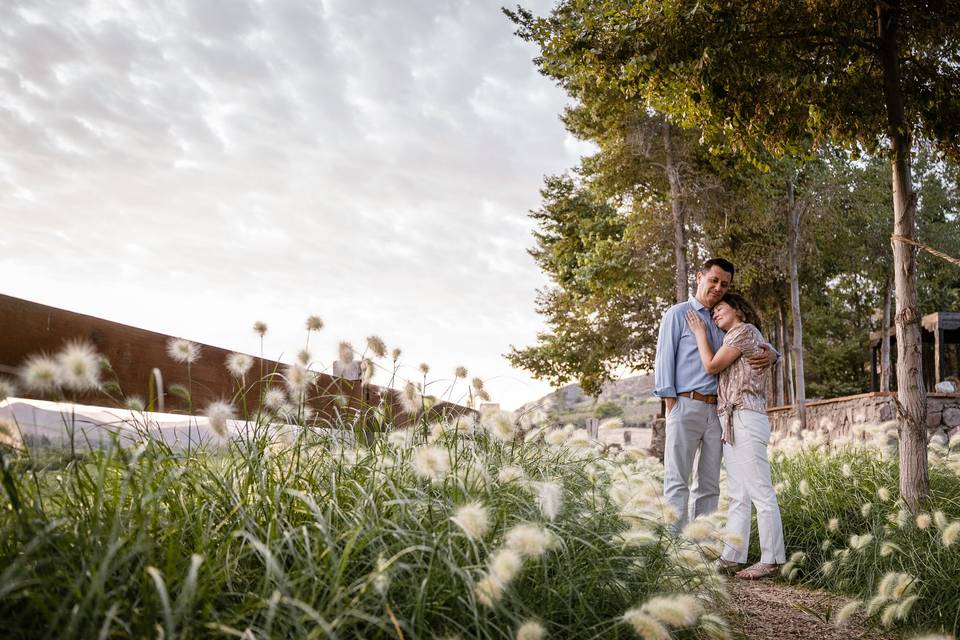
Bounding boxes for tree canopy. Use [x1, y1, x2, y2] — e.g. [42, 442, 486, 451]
[506, 0, 960, 506]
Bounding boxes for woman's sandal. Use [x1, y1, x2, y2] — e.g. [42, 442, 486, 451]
[714, 559, 742, 576]
[735, 562, 780, 580]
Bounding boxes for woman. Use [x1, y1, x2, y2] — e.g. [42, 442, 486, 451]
[686, 292, 785, 579]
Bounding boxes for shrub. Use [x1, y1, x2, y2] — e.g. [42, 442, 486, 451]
[767, 434, 960, 635]
[0, 405, 729, 639]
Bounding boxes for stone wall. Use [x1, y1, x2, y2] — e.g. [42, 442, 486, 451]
[768, 392, 960, 437]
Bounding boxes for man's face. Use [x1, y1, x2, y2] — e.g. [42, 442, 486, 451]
[695, 265, 733, 309]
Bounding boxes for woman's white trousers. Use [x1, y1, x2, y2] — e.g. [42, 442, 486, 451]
[720, 410, 786, 565]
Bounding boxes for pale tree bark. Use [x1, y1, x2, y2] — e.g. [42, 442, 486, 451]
[786, 178, 807, 432]
[878, 1, 928, 510]
[778, 301, 794, 405]
[663, 121, 688, 303]
[880, 273, 893, 392]
[772, 313, 785, 406]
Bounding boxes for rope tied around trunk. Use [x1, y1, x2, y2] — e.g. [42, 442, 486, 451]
[891, 234, 960, 268]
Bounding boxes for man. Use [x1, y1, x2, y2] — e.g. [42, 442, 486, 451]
[654, 258, 774, 530]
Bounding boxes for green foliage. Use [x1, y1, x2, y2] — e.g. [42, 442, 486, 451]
[507, 1, 960, 162]
[506, 175, 674, 396]
[0, 418, 725, 639]
[770, 444, 960, 634]
[594, 401, 624, 419]
[801, 277, 875, 398]
[916, 151, 960, 313]
[506, 0, 960, 402]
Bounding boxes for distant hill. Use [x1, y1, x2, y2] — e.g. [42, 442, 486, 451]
[514, 374, 661, 427]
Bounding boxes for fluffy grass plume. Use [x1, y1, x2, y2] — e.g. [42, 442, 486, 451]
[204, 400, 234, 437]
[451, 502, 490, 540]
[497, 465, 525, 483]
[489, 548, 523, 585]
[475, 574, 503, 607]
[263, 387, 286, 410]
[504, 524, 552, 558]
[833, 600, 861, 627]
[225, 352, 253, 378]
[338, 341, 354, 364]
[411, 446, 449, 482]
[943, 521, 960, 547]
[166, 338, 200, 364]
[19, 353, 59, 393]
[0, 378, 17, 401]
[535, 481, 563, 521]
[482, 411, 516, 442]
[516, 620, 545, 640]
[56, 340, 101, 391]
[622, 609, 670, 640]
[284, 363, 311, 394]
[400, 381, 421, 415]
[360, 358, 376, 385]
[599, 417, 624, 430]
[366, 335, 386, 358]
[680, 518, 714, 542]
[639, 594, 703, 627]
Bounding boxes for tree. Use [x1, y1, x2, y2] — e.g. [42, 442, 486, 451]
[505, 174, 674, 395]
[507, 0, 960, 508]
[561, 99, 711, 303]
[595, 401, 624, 419]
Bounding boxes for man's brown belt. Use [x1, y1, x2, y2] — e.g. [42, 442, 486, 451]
[677, 391, 718, 404]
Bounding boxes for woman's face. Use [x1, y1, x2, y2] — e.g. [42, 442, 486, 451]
[711, 302, 741, 332]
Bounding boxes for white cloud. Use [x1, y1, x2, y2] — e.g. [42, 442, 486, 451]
[0, 0, 581, 408]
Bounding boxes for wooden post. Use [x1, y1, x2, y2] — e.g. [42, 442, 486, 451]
[586, 417, 599, 439]
[880, 274, 893, 392]
[935, 322, 944, 384]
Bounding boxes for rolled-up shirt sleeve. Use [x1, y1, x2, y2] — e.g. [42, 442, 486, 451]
[654, 306, 680, 398]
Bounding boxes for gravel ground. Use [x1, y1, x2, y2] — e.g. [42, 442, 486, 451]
[724, 579, 902, 640]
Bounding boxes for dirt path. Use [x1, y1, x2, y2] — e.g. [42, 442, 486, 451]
[724, 578, 901, 640]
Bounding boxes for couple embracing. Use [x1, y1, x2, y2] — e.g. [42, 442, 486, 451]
[654, 258, 786, 580]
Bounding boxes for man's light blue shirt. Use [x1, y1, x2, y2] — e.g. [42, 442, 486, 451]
[654, 295, 725, 398]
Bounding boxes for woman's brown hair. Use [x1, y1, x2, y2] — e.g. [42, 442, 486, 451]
[720, 292, 763, 334]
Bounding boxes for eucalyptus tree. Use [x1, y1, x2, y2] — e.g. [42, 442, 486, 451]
[506, 0, 960, 508]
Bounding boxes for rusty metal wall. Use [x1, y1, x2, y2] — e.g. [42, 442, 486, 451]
[0, 294, 473, 428]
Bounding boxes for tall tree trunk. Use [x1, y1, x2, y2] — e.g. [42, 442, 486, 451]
[778, 300, 794, 405]
[878, 1, 928, 510]
[772, 313, 785, 406]
[663, 121, 688, 303]
[787, 178, 807, 432]
[880, 272, 893, 392]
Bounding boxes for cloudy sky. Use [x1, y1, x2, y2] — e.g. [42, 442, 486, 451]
[0, 0, 597, 409]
